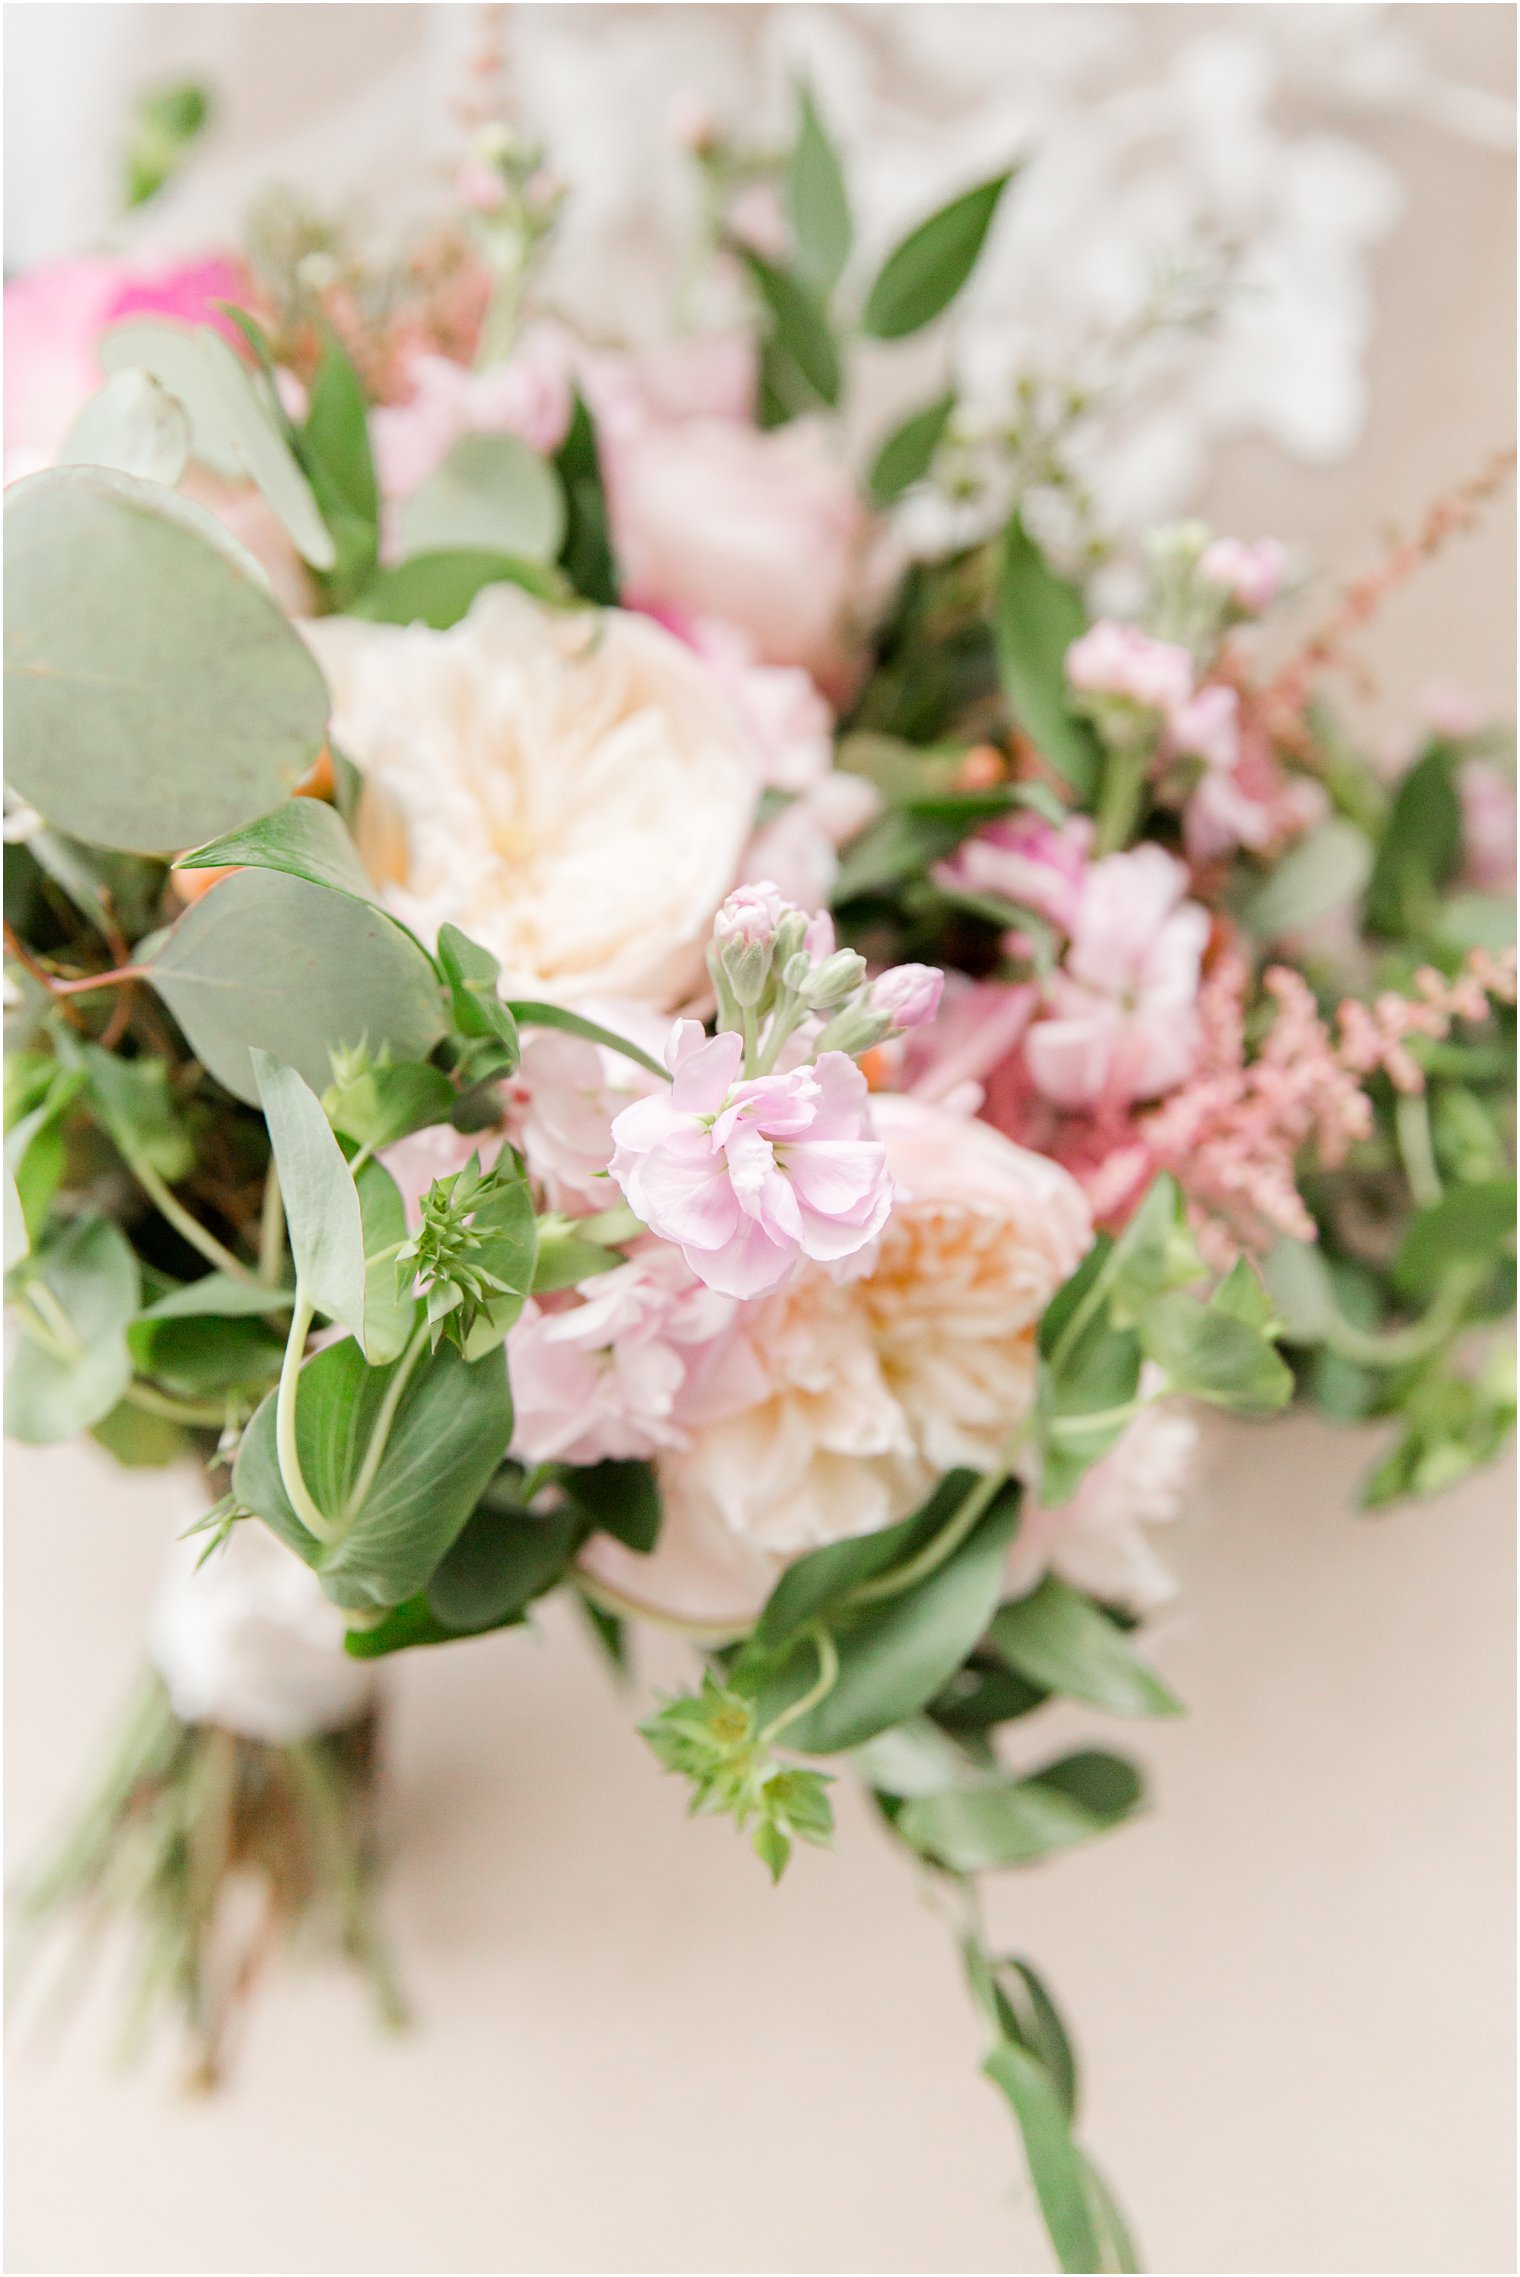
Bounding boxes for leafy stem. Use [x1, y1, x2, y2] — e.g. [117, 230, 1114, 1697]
[340, 1318, 429, 1524]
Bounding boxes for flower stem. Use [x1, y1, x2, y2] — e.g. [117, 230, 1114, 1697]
[130, 1153, 258, 1285]
[1323, 1264, 1481, 1370]
[1394, 1088, 1443, 1210]
[340, 1319, 430, 1525]
[759, 1624, 839, 1747]
[258, 1157, 285, 1287]
[123, 1382, 233, 1429]
[844, 1448, 1023, 1613]
[275, 1291, 337, 1544]
[1093, 740, 1149, 856]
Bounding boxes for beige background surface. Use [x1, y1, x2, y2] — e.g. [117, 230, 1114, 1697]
[5, 7, 1516, 2274]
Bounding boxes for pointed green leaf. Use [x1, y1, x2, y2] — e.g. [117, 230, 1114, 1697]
[996, 513, 1102, 796]
[789, 83, 852, 294]
[740, 251, 840, 407]
[861, 168, 1016, 340]
[867, 391, 956, 509]
[251, 1050, 367, 1340]
[348, 548, 567, 628]
[982, 2041, 1104, 2276]
[177, 796, 385, 912]
[989, 1577, 1182, 1718]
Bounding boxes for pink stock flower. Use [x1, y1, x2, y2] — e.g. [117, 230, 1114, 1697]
[1199, 536, 1286, 614]
[1066, 621, 1194, 715]
[3, 253, 246, 476]
[609, 1021, 892, 1298]
[1167, 683, 1240, 772]
[934, 813, 1092, 934]
[1024, 846, 1209, 1110]
[713, 880, 790, 950]
[869, 964, 944, 1031]
[508, 1247, 739, 1466]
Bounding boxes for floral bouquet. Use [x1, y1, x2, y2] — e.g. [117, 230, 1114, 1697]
[5, 79, 1514, 2273]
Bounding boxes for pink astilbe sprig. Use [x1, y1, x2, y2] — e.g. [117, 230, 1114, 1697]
[1144, 947, 1517, 1261]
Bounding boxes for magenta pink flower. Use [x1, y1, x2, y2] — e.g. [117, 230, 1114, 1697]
[609, 1021, 892, 1297]
[1066, 621, 1194, 714]
[1024, 845, 1209, 1110]
[1199, 537, 1285, 614]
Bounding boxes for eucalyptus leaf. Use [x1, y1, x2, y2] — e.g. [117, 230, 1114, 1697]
[76, 1042, 194, 1182]
[140, 1273, 295, 1322]
[355, 1159, 416, 1366]
[996, 514, 1101, 797]
[861, 168, 1015, 340]
[399, 433, 566, 563]
[234, 1335, 513, 1608]
[197, 326, 336, 569]
[251, 1050, 368, 1340]
[98, 317, 245, 477]
[60, 368, 190, 486]
[147, 867, 446, 1105]
[6, 1215, 141, 1444]
[5, 466, 328, 855]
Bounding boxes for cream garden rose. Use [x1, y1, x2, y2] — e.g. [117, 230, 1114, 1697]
[303, 586, 759, 1006]
[580, 1096, 1093, 1629]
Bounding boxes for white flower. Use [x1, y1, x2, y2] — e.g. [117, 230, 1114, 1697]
[579, 1097, 1092, 1627]
[149, 1515, 374, 1744]
[303, 586, 759, 1007]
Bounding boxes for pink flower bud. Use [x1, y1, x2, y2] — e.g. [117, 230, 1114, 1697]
[1066, 621, 1194, 715]
[869, 963, 945, 1032]
[712, 880, 791, 951]
[1199, 537, 1285, 615]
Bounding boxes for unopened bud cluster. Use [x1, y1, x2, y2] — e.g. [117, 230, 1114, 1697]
[707, 883, 942, 1078]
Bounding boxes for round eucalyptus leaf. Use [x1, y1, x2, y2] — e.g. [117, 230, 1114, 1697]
[98, 316, 246, 478]
[61, 368, 191, 486]
[147, 867, 446, 1105]
[4, 466, 328, 855]
[398, 433, 566, 564]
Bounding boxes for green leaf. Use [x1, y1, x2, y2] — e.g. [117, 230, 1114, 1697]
[324, 1058, 456, 1152]
[4, 1160, 30, 1274]
[996, 514, 1102, 796]
[788, 84, 852, 294]
[147, 867, 447, 1106]
[398, 433, 566, 563]
[989, 1578, 1182, 1718]
[139, 1272, 294, 1322]
[98, 318, 246, 478]
[861, 168, 1016, 340]
[867, 391, 956, 509]
[507, 999, 667, 1081]
[355, 1159, 415, 1366]
[196, 326, 336, 569]
[4, 466, 328, 856]
[1261, 1236, 1339, 1343]
[553, 393, 620, 606]
[301, 325, 378, 531]
[931, 1658, 1048, 1730]
[251, 1050, 368, 1340]
[1366, 743, 1463, 938]
[740, 251, 840, 408]
[982, 2041, 1104, 2276]
[176, 795, 388, 917]
[1394, 1176, 1517, 1300]
[425, 1490, 589, 1634]
[347, 549, 567, 629]
[127, 1310, 281, 1397]
[1210, 1254, 1276, 1333]
[999, 1957, 1080, 2125]
[753, 1482, 1021, 1754]
[1106, 1174, 1204, 1327]
[849, 1717, 968, 1798]
[6, 1215, 141, 1443]
[1241, 817, 1372, 942]
[76, 1042, 194, 1183]
[438, 924, 520, 1058]
[1138, 1291, 1292, 1414]
[60, 369, 190, 486]
[896, 1749, 1143, 1872]
[560, 1458, 662, 1553]
[234, 1335, 514, 1608]
[748, 1470, 978, 1654]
